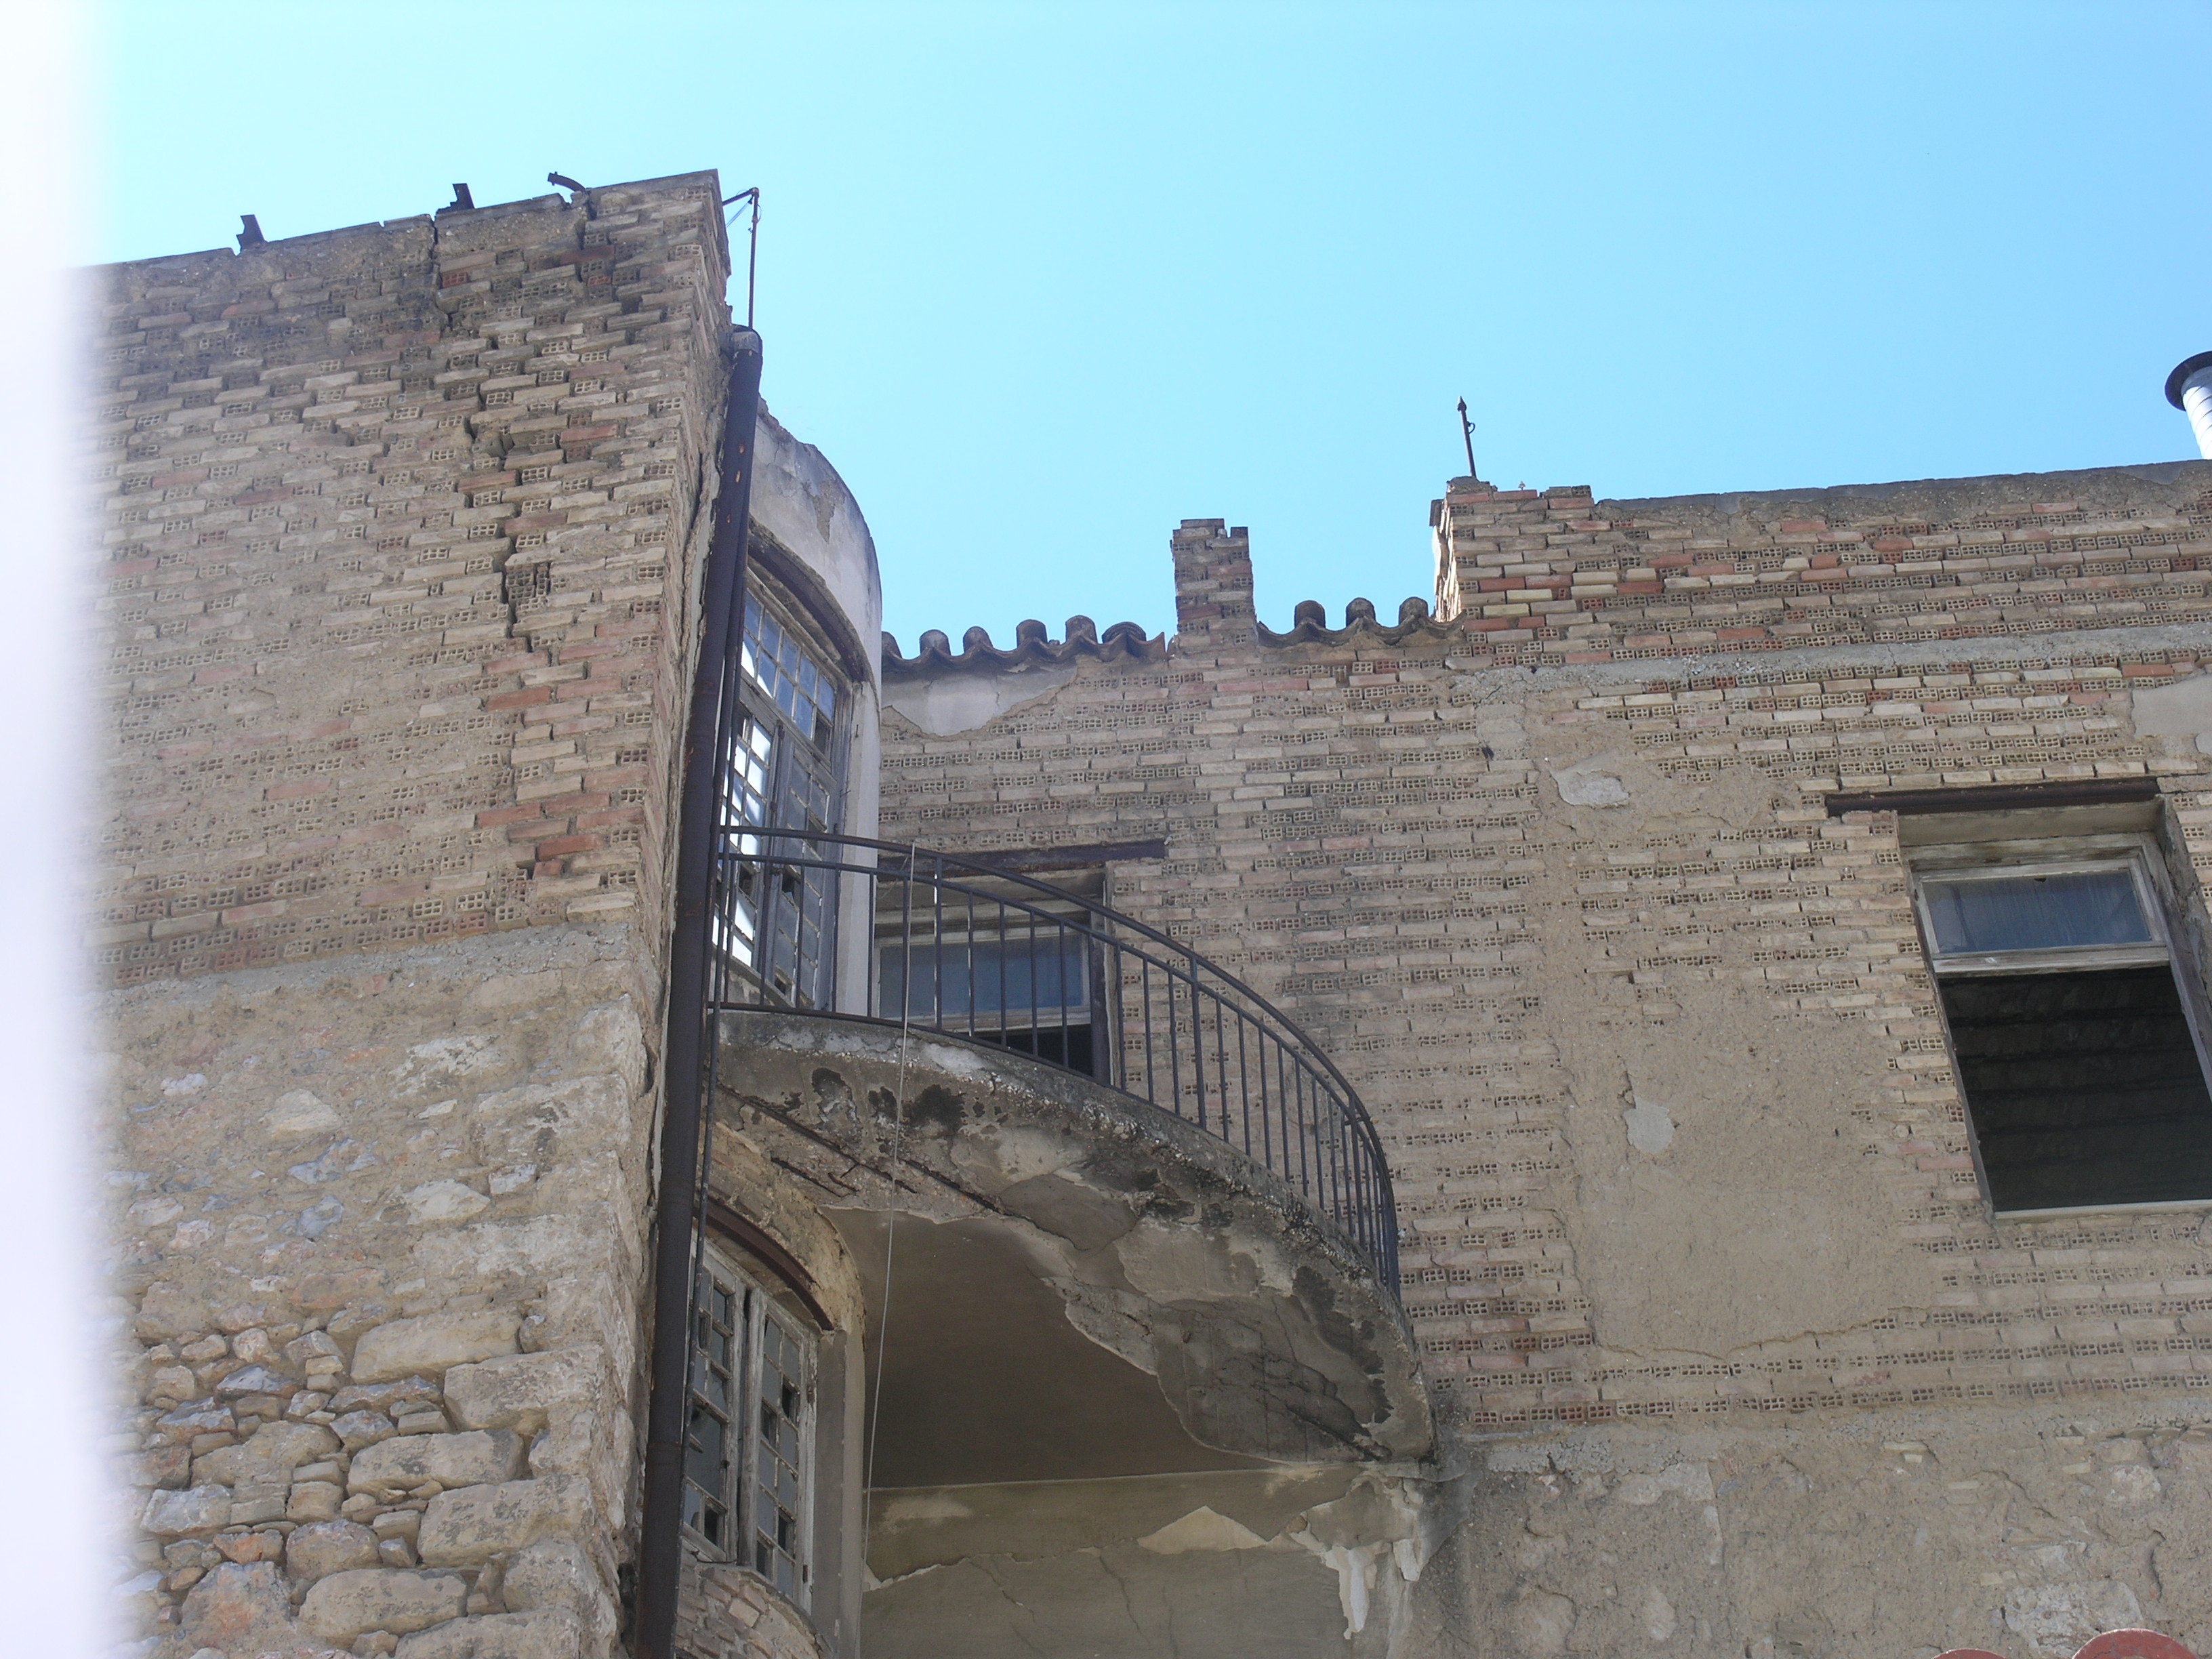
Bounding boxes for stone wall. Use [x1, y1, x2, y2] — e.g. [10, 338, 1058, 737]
[110, 926, 643, 1654]
[874, 464, 2212, 1654]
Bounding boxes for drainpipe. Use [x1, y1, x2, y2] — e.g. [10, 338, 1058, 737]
[636, 326, 764, 1659]
[2167, 351, 2212, 459]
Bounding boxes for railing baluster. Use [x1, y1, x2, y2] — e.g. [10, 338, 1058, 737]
[1166, 961, 1184, 1121]
[1235, 1012, 1252, 1160]
[1185, 965, 1201, 1131]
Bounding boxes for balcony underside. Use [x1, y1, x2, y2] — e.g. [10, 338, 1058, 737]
[712, 1010, 1431, 1477]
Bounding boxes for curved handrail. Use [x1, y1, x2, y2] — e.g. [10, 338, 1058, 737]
[708, 826, 1400, 1293]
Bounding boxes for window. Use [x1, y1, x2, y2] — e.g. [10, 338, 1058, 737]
[682, 1240, 815, 1603]
[875, 867, 1104, 1073]
[715, 588, 847, 1010]
[1911, 842, 2212, 1214]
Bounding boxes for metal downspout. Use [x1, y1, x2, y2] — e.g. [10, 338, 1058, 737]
[636, 327, 764, 1659]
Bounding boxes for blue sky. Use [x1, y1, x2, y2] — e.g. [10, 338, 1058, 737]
[100, 2, 2211, 651]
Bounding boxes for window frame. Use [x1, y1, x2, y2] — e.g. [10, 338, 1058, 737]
[680, 1236, 819, 1607]
[713, 577, 853, 1012]
[1908, 831, 2212, 1218]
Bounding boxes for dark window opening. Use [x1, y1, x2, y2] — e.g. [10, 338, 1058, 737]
[875, 869, 1107, 1080]
[1941, 964, 2212, 1211]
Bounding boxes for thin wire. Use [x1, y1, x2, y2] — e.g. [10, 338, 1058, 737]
[859, 843, 920, 1643]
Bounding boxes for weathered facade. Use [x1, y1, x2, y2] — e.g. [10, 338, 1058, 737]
[92, 173, 885, 1658]
[874, 472, 2212, 1658]
[89, 169, 2212, 1659]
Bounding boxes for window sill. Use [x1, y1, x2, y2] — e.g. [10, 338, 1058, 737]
[1992, 1196, 2212, 1222]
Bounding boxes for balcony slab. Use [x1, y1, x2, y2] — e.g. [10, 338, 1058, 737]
[712, 1010, 1431, 1475]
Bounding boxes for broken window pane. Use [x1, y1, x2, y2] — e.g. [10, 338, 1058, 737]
[1922, 868, 2152, 957]
[682, 1243, 814, 1603]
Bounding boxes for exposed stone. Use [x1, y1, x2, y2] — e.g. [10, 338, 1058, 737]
[216, 1364, 300, 1399]
[335, 1410, 400, 1452]
[499, 1536, 617, 1650]
[393, 1607, 583, 1658]
[267, 1088, 344, 1139]
[2002, 1580, 2146, 1659]
[443, 1348, 605, 1433]
[352, 1312, 520, 1385]
[194, 1420, 340, 1486]
[142, 1485, 231, 1536]
[289, 1329, 345, 1367]
[179, 1561, 297, 1648]
[290, 1481, 346, 1521]
[417, 1477, 592, 1567]
[215, 1528, 285, 1564]
[349, 1431, 524, 1498]
[157, 1399, 234, 1441]
[115, 1568, 164, 1629]
[287, 1519, 382, 1583]
[330, 1378, 442, 1415]
[299, 1567, 470, 1642]
[403, 1180, 492, 1225]
[136, 1281, 206, 1341]
[230, 1483, 289, 1525]
[129, 1443, 190, 1489]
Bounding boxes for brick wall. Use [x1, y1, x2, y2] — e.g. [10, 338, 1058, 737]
[876, 464, 2212, 1435]
[1430, 465, 2212, 665]
[88, 173, 731, 987]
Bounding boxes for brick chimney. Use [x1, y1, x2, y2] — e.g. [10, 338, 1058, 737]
[1171, 519, 1254, 651]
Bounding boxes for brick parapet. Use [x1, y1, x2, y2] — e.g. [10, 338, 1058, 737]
[88, 173, 733, 987]
[1426, 464, 2212, 668]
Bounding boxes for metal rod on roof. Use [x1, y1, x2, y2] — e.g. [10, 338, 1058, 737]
[724, 188, 762, 329]
[1457, 396, 1477, 481]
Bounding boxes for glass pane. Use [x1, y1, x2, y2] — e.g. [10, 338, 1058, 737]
[879, 933, 1088, 1019]
[1923, 869, 2152, 956]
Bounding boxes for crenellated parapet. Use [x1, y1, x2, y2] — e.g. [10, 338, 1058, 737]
[886, 461, 2212, 684]
[880, 615, 1164, 677]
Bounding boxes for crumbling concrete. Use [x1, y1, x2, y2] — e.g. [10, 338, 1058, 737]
[713, 1010, 1431, 1469]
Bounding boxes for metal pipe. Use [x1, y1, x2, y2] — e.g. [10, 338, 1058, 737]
[635, 326, 764, 1659]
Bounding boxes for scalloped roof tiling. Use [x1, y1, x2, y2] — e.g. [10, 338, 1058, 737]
[879, 594, 1465, 677]
[1258, 596, 1456, 648]
[880, 616, 1164, 678]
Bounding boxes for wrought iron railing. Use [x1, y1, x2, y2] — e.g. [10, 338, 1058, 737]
[708, 827, 1401, 1292]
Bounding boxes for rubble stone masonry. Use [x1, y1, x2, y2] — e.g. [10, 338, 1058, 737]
[877, 465, 2212, 1654]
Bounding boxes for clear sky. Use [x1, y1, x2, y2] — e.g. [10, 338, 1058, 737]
[99, 1, 2211, 653]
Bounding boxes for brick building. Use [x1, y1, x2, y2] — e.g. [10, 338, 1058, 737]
[91, 172, 2212, 1659]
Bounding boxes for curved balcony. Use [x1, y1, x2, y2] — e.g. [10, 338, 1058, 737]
[706, 829, 1401, 1294]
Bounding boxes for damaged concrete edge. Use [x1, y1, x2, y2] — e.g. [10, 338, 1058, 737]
[716, 1010, 1434, 1467]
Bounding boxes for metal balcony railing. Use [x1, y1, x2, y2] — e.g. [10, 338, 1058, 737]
[708, 827, 1400, 1293]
